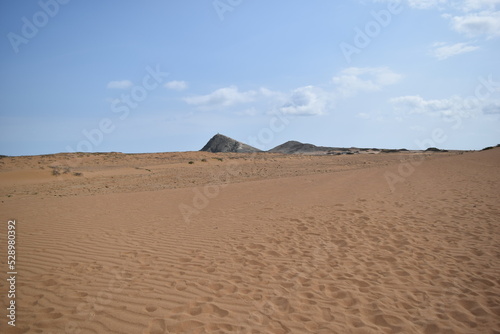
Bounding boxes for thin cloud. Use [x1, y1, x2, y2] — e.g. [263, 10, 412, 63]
[183, 86, 257, 109]
[106, 80, 133, 89]
[165, 80, 188, 91]
[461, 0, 500, 11]
[376, 0, 500, 10]
[332, 67, 402, 97]
[357, 112, 371, 119]
[407, 0, 448, 9]
[482, 102, 500, 114]
[390, 94, 483, 118]
[373, 0, 448, 9]
[430, 42, 480, 60]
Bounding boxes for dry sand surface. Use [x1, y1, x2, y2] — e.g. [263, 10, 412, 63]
[0, 149, 499, 333]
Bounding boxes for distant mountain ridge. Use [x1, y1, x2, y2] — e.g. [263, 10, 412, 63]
[268, 141, 334, 154]
[200, 134, 450, 155]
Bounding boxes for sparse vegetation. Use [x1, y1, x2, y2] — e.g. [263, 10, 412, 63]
[201, 159, 207, 162]
[188, 161, 194, 164]
[426, 147, 448, 152]
[73, 172, 83, 177]
[381, 149, 408, 153]
[50, 166, 72, 176]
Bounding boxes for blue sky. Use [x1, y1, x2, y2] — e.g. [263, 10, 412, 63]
[1, 0, 499, 156]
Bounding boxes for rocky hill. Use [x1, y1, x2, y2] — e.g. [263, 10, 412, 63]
[200, 134, 261, 153]
[268, 141, 333, 154]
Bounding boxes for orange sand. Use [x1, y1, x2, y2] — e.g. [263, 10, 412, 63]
[0, 149, 499, 333]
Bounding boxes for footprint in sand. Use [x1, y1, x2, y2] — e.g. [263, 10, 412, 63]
[40, 307, 55, 313]
[166, 320, 204, 333]
[174, 281, 187, 291]
[42, 279, 58, 286]
[47, 312, 63, 319]
[297, 224, 308, 231]
[145, 305, 158, 312]
[203, 303, 229, 317]
[372, 313, 405, 329]
[143, 318, 167, 334]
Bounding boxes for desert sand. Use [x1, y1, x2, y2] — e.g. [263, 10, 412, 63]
[0, 149, 499, 333]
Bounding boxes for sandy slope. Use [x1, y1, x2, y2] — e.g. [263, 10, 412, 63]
[0, 149, 499, 333]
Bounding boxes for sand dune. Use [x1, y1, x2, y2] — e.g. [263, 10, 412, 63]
[0, 149, 499, 333]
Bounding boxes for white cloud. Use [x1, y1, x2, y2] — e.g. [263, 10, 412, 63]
[184, 86, 257, 109]
[447, 11, 500, 37]
[164, 80, 188, 91]
[332, 67, 402, 97]
[461, 0, 500, 11]
[376, 0, 500, 10]
[374, 0, 500, 38]
[407, 0, 448, 9]
[390, 94, 484, 118]
[279, 86, 330, 116]
[107, 80, 133, 89]
[430, 41, 480, 59]
[179, 67, 400, 118]
[373, 0, 448, 9]
[259, 87, 285, 99]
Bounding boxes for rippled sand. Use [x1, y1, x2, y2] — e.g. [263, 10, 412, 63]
[0, 149, 499, 333]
